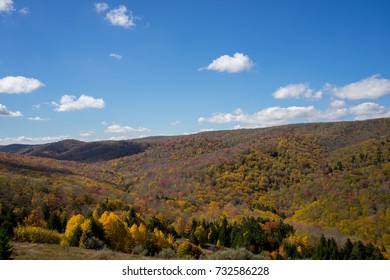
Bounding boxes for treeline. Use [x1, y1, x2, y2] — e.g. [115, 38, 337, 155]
[186, 217, 293, 254]
[282, 235, 384, 260]
[1, 203, 385, 260]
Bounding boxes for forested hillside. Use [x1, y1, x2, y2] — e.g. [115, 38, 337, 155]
[0, 118, 389, 259]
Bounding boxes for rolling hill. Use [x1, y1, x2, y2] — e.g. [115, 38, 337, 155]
[0, 139, 150, 163]
[0, 118, 389, 259]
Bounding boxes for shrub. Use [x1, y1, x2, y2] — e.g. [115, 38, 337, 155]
[158, 248, 177, 259]
[142, 240, 160, 256]
[79, 236, 105, 250]
[203, 248, 271, 260]
[177, 241, 202, 259]
[14, 226, 62, 244]
[92, 248, 116, 260]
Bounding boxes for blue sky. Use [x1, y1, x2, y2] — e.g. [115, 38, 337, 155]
[1, 0, 390, 144]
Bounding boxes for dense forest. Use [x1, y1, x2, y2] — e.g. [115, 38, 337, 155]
[0, 118, 389, 259]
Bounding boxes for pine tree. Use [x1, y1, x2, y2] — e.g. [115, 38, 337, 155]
[0, 227, 13, 260]
[350, 241, 367, 260]
[341, 238, 353, 259]
[47, 212, 63, 232]
[218, 217, 231, 247]
[327, 238, 340, 259]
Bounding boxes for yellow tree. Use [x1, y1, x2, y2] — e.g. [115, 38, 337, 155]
[153, 228, 170, 249]
[62, 214, 85, 246]
[129, 223, 147, 245]
[194, 225, 207, 246]
[99, 211, 134, 252]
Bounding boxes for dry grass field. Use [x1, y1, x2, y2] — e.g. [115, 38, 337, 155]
[11, 242, 156, 260]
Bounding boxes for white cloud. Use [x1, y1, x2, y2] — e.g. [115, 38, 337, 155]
[54, 94, 105, 112]
[105, 5, 137, 28]
[198, 112, 239, 124]
[107, 135, 128, 141]
[109, 53, 123, 60]
[19, 7, 29, 15]
[95, 2, 109, 13]
[80, 131, 94, 137]
[331, 74, 390, 100]
[272, 83, 322, 99]
[0, 104, 22, 117]
[349, 102, 390, 120]
[199, 106, 318, 127]
[330, 99, 346, 108]
[170, 120, 181, 126]
[201, 53, 254, 73]
[199, 128, 214, 133]
[0, 76, 45, 94]
[105, 123, 150, 134]
[0, 0, 14, 13]
[182, 128, 215, 135]
[0, 135, 69, 145]
[322, 107, 348, 120]
[28, 117, 49, 121]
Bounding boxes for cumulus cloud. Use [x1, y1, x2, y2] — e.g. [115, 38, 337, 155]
[330, 99, 346, 108]
[272, 83, 322, 99]
[198, 74, 390, 128]
[0, 104, 22, 117]
[319, 100, 349, 121]
[199, 101, 390, 129]
[105, 123, 150, 134]
[95, 2, 109, 13]
[27, 117, 49, 121]
[0, 135, 69, 145]
[0, 76, 45, 94]
[109, 53, 123, 60]
[53, 94, 105, 112]
[201, 53, 254, 73]
[330, 74, 390, 100]
[199, 106, 318, 127]
[349, 102, 390, 120]
[105, 5, 137, 28]
[0, 0, 14, 13]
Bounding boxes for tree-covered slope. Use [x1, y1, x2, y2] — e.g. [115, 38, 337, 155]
[0, 118, 389, 259]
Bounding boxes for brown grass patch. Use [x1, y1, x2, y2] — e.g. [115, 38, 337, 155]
[12, 242, 157, 260]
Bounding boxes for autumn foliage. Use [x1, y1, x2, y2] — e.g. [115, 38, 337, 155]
[0, 118, 389, 259]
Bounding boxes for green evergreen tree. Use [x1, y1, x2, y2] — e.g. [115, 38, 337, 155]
[0, 227, 13, 260]
[350, 241, 367, 260]
[314, 235, 327, 259]
[342, 238, 353, 260]
[47, 212, 63, 232]
[125, 208, 139, 227]
[142, 240, 161, 256]
[327, 238, 340, 259]
[365, 243, 384, 260]
[189, 219, 199, 245]
[68, 225, 83, 247]
[208, 224, 219, 244]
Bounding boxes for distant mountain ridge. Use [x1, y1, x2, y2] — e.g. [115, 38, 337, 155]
[0, 139, 150, 163]
[1, 118, 390, 163]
